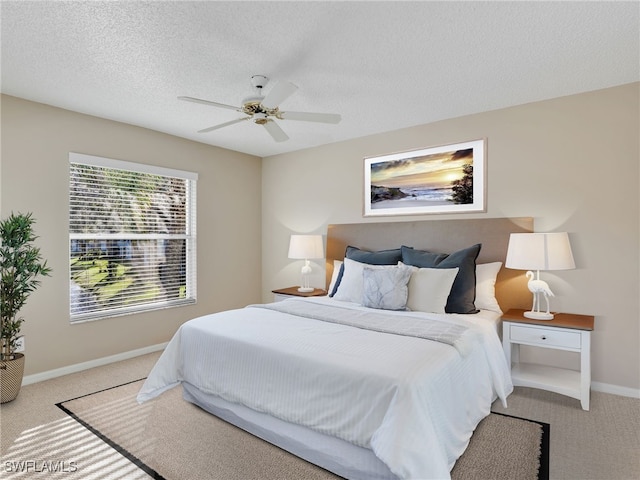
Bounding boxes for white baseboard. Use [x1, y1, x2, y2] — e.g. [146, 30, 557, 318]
[21, 343, 168, 386]
[591, 381, 640, 399]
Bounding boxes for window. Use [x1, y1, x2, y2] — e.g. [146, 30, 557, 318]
[69, 153, 197, 322]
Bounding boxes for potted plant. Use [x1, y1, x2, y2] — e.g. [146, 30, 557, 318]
[1, 212, 51, 403]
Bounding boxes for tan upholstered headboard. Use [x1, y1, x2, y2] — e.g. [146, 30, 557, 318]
[325, 217, 533, 312]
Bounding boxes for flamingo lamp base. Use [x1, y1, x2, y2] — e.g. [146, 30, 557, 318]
[524, 271, 556, 320]
[524, 310, 554, 320]
[297, 260, 314, 293]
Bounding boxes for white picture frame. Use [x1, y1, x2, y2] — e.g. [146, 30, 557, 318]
[364, 139, 486, 216]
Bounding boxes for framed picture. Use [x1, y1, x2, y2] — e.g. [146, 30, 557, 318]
[364, 139, 486, 216]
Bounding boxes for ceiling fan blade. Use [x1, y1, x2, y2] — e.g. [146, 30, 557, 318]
[261, 81, 298, 109]
[262, 120, 289, 142]
[279, 111, 342, 124]
[198, 117, 249, 133]
[178, 96, 241, 112]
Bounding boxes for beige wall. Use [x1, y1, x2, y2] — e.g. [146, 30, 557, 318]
[3, 83, 638, 392]
[262, 83, 640, 392]
[1, 95, 263, 376]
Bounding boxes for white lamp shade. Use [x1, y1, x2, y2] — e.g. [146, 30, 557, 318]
[505, 232, 575, 271]
[288, 234, 324, 260]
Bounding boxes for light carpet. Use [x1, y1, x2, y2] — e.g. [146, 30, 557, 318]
[56, 379, 549, 480]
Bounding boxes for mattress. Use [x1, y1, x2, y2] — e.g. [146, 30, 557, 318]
[138, 297, 512, 479]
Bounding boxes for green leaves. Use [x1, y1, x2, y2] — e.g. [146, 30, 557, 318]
[1, 212, 51, 358]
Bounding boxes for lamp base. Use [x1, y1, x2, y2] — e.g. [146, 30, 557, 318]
[524, 310, 554, 320]
[297, 287, 314, 293]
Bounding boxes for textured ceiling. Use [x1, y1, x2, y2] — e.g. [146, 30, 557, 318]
[1, 1, 638, 158]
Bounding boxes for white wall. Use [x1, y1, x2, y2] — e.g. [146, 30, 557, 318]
[1, 95, 263, 376]
[262, 83, 640, 392]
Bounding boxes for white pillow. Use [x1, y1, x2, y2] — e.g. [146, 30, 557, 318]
[328, 260, 343, 295]
[475, 262, 503, 313]
[333, 258, 394, 304]
[362, 264, 413, 310]
[405, 264, 459, 314]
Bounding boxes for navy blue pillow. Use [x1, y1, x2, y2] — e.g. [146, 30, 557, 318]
[345, 246, 402, 265]
[329, 246, 403, 296]
[401, 244, 481, 314]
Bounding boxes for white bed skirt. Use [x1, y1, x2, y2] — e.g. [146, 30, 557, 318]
[182, 382, 398, 480]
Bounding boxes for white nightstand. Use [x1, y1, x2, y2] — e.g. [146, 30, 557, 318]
[272, 287, 327, 302]
[502, 308, 594, 411]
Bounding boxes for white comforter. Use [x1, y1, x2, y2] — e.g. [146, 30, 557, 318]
[137, 297, 513, 479]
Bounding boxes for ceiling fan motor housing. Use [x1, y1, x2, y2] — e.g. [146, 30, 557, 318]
[242, 99, 278, 116]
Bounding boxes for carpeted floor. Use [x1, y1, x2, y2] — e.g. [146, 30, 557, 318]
[3, 352, 637, 479]
[55, 379, 548, 480]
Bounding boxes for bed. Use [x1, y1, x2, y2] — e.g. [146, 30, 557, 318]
[138, 217, 533, 480]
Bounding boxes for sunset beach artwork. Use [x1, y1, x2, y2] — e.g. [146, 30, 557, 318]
[363, 139, 486, 216]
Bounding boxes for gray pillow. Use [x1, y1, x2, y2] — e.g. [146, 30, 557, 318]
[401, 244, 481, 314]
[362, 264, 413, 310]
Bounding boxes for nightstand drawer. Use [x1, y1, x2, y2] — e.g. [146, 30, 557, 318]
[510, 325, 581, 349]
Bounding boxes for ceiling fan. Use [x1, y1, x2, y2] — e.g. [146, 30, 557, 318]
[179, 75, 341, 142]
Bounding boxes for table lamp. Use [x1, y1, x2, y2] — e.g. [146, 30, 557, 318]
[505, 232, 575, 320]
[288, 234, 324, 292]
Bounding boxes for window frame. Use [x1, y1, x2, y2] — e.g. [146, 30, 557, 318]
[69, 152, 198, 323]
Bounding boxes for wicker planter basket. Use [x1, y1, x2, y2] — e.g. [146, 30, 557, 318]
[0, 353, 25, 403]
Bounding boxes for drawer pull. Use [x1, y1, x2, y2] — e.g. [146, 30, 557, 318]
[541, 335, 547, 340]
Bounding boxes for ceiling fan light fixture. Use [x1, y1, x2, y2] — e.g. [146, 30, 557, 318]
[253, 113, 269, 125]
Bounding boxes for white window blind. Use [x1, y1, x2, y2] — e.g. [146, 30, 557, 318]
[69, 153, 197, 322]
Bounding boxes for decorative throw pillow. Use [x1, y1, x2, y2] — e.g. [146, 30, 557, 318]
[404, 265, 459, 314]
[401, 244, 481, 314]
[362, 264, 413, 310]
[333, 258, 392, 303]
[330, 246, 403, 296]
[475, 262, 503, 313]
